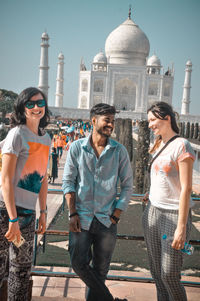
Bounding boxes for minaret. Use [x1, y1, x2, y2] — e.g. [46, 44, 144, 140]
[55, 53, 64, 107]
[181, 60, 192, 115]
[38, 32, 49, 100]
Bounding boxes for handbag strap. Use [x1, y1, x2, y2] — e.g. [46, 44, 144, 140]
[148, 135, 180, 173]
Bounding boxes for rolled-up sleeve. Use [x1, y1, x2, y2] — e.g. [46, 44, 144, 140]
[62, 143, 78, 195]
[115, 146, 133, 211]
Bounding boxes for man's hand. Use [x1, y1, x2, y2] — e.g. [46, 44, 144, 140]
[110, 208, 121, 224]
[65, 192, 81, 232]
[69, 215, 81, 232]
[110, 216, 119, 224]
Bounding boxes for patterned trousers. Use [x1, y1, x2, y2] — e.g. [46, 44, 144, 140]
[0, 205, 35, 301]
[142, 201, 192, 301]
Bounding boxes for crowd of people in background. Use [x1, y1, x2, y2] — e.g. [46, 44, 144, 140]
[47, 119, 92, 184]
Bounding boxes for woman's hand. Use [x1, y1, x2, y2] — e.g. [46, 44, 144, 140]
[142, 192, 149, 204]
[172, 157, 194, 250]
[5, 221, 21, 243]
[38, 213, 46, 234]
[171, 226, 186, 250]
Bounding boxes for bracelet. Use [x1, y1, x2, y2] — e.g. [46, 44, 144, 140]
[110, 214, 120, 224]
[9, 217, 19, 223]
[69, 212, 78, 218]
[40, 209, 47, 214]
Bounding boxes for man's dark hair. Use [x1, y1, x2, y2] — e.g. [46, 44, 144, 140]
[90, 103, 117, 119]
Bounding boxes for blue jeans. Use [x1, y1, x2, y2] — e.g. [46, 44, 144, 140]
[69, 216, 117, 301]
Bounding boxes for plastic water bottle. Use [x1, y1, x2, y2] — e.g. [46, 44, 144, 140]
[162, 234, 194, 255]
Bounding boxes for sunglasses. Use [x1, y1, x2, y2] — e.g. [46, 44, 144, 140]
[25, 99, 46, 109]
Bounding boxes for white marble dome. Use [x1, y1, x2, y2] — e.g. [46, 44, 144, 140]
[186, 60, 192, 66]
[147, 54, 161, 66]
[93, 51, 107, 64]
[105, 18, 150, 66]
[58, 53, 64, 60]
[42, 32, 49, 39]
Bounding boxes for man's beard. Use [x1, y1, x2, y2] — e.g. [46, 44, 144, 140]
[96, 126, 113, 137]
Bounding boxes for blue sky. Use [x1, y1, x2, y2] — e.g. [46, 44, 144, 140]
[0, 0, 199, 115]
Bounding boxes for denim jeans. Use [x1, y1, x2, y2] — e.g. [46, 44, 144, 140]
[69, 216, 117, 301]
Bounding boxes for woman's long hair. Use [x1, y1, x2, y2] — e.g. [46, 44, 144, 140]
[147, 101, 179, 153]
[10, 87, 50, 129]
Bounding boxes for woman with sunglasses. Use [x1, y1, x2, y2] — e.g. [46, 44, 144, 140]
[0, 87, 51, 300]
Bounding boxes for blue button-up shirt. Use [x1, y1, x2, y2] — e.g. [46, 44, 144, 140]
[62, 135, 133, 230]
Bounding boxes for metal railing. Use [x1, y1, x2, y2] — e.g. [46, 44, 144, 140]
[31, 189, 200, 288]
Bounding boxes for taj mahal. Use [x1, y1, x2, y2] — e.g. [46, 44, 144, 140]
[78, 12, 173, 113]
[37, 10, 199, 123]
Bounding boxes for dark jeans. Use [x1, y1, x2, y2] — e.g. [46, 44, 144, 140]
[57, 146, 63, 158]
[69, 216, 117, 301]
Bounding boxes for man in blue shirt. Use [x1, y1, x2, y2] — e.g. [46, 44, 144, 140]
[62, 103, 133, 301]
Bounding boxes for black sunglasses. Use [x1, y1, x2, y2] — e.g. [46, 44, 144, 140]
[25, 99, 46, 109]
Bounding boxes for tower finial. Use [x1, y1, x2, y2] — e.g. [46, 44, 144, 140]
[128, 4, 132, 19]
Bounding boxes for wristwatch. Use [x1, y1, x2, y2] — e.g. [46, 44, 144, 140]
[110, 214, 120, 224]
[69, 212, 79, 218]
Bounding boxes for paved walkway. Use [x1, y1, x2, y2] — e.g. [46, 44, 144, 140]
[31, 266, 200, 301]
[35, 150, 66, 238]
[32, 148, 200, 300]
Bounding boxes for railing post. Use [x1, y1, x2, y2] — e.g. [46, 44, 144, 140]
[42, 232, 46, 254]
[42, 208, 48, 253]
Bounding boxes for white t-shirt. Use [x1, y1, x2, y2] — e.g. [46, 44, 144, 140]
[149, 137, 195, 210]
[0, 125, 51, 210]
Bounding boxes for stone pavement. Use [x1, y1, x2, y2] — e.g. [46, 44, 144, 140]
[32, 148, 200, 300]
[31, 266, 200, 301]
[35, 149, 66, 239]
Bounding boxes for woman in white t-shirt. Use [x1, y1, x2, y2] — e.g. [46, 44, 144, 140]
[0, 87, 51, 300]
[142, 101, 195, 301]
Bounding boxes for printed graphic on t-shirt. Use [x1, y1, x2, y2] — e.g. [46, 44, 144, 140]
[18, 142, 49, 193]
[153, 160, 177, 176]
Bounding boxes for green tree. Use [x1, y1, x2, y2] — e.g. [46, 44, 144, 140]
[0, 89, 18, 122]
[0, 127, 8, 141]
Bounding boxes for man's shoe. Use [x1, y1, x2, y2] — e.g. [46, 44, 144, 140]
[114, 298, 128, 301]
